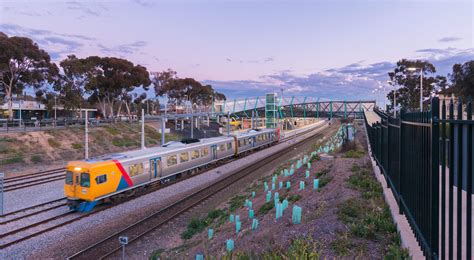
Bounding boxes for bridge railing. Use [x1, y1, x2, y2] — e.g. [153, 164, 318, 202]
[365, 97, 473, 260]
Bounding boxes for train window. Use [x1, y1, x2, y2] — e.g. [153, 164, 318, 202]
[248, 138, 252, 143]
[80, 173, 90, 188]
[65, 171, 73, 185]
[191, 150, 200, 159]
[238, 140, 243, 147]
[95, 174, 107, 184]
[219, 144, 225, 151]
[130, 163, 144, 176]
[180, 152, 189, 162]
[244, 139, 248, 145]
[202, 147, 209, 157]
[167, 155, 177, 166]
[227, 142, 232, 150]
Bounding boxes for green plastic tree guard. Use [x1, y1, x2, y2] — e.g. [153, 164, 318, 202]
[249, 209, 254, 219]
[252, 191, 256, 198]
[208, 228, 214, 239]
[305, 170, 310, 179]
[279, 181, 283, 189]
[252, 219, 259, 230]
[283, 199, 289, 210]
[276, 202, 283, 219]
[266, 191, 272, 202]
[292, 205, 302, 224]
[236, 220, 241, 233]
[226, 239, 234, 252]
[196, 254, 204, 260]
[299, 181, 305, 190]
[286, 181, 291, 190]
[229, 214, 234, 223]
[313, 179, 319, 190]
[307, 162, 311, 169]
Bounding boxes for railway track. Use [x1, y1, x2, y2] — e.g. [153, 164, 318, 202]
[0, 198, 67, 224]
[3, 169, 65, 192]
[0, 122, 328, 250]
[67, 123, 335, 259]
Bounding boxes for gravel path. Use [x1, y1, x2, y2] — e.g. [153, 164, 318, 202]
[3, 179, 65, 214]
[2, 122, 327, 259]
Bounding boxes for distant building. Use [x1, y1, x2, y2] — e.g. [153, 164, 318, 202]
[0, 99, 97, 120]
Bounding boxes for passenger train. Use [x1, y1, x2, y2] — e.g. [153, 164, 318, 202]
[64, 128, 280, 212]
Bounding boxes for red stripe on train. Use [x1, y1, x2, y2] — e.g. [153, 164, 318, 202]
[113, 160, 133, 186]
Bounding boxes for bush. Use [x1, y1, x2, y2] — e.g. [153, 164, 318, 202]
[288, 194, 302, 203]
[181, 218, 207, 239]
[258, 202, 274, 215]
[112, 137, 136, 147]
[229, 194, 246, 212]
[30, 155, 43, 163]
[71, 143, 83, 149]
[47, 138, 61, 148]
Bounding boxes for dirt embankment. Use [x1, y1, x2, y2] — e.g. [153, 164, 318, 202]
[153, 121, 409, 259]
[0, 123, 182, 175]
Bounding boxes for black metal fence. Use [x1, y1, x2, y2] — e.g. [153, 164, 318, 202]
[365, 97, 473, 260]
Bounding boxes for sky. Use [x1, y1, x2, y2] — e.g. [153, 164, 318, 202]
[1, 0, 473, 103]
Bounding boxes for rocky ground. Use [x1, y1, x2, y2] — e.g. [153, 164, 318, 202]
[153, 121, 409, 259]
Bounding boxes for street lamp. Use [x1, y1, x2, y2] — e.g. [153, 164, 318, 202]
[387, 80, 398, 117]
[54, 95, 57, 126]
[407, 67, 423, 111]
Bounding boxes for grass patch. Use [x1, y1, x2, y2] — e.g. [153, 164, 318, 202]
[228, 194, 246, 212]
[30, 155, 43, 163]
[180, 209, 227, 240]
[258, 201, 274, 215]
[104, 126, 120, 135]
[351, 163, 361, 172]
[0, 153, 24, 165]
[287, 194, 302, 203]
[344, 149, 365, 158]
[71, 143, 83, 149]
[331, 232, 353, 256]
[0, 137, 15, 142]
[47, 138, 61, 148]
[112, 137, 137, 147]
[318, 175, 333, 189]
[309, 154, 320, 163]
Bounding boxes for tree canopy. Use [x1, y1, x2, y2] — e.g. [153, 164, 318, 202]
[447, 61, 474, 99]
[152, 70, 226, 106]
[386, 59, 447, 111]
[0, 33, 58, 119]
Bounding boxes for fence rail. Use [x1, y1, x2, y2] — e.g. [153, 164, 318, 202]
[365, 97, 473, 260]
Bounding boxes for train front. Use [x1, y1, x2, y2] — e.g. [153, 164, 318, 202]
[64, 161, 96, 212]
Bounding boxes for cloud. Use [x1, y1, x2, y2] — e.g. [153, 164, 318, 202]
[98, 41, 148, 55]
[65, 0, 108, 18]
[132, 0, 154, 7]
[438, 36, 462, 43]
[227, 57, 275, 64]
[207, 48, 474, 103]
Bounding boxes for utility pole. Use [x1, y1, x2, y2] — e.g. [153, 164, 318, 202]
[161, 116, 165, 146]
[19, 98, 22, 128]
[141, 109, 145, 149]
[227, 112, 230, 135]
[54, 95, 57, 127]
[85, 110, 89, 159]
[190, 115, 194, 139]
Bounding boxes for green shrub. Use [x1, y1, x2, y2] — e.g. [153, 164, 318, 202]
[104, 126, 120, 135]
[1, 153, 24, 165]
[318, 176, 333, 189]
[71, 143, 83, 149]
[258, 201, 274, 215]
[47, 138, 61, 148]
[180, 218, 207, 239]
[229, 194, 246, 212]
[30, 155, 43, 163]
[288, 194, 302, 203]
[112, 137, 136, 147]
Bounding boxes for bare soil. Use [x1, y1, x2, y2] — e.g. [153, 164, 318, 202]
[154, 120, 404, 259]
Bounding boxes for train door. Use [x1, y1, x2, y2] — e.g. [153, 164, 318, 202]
[252, 137, 256, 147]
[211, 145, 218, 160]
[150, 157, 161, 179]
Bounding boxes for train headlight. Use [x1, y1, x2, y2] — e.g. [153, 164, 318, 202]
[74, 167, 82, 171]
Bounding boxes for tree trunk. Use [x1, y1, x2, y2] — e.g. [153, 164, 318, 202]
[125, 102, 131, 121]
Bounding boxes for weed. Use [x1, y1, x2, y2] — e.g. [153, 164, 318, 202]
[351, 163, 361, 172]
[112, 137, 136, 147]
[258, 202, 274, 215]
[181, 218, 207, 239]
[104, 126, 120, 135]
[0, 137, 15, 142]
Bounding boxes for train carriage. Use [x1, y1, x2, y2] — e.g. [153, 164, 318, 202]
[64, 128, 280, 212]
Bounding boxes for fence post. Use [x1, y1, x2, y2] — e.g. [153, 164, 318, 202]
[399, 109, 404, 215]
[430, 97, 440, 259]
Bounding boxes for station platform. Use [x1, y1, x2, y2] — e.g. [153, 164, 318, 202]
[364, 110, 381, 125]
